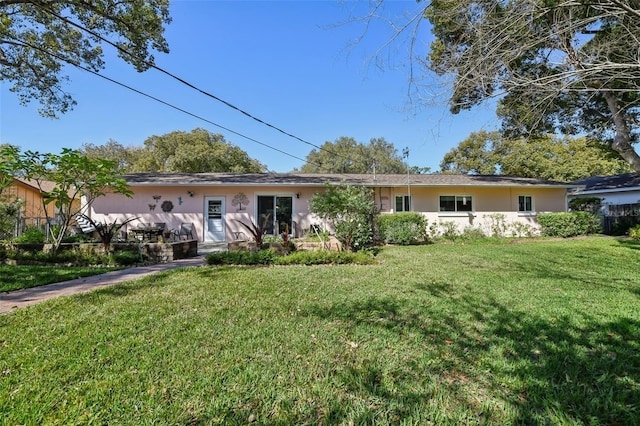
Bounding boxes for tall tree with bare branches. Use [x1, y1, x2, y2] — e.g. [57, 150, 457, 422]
[428, 0, 640, 171]
[362, 0, 640, 172]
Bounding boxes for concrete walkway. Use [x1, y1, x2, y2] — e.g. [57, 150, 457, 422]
[0, 244, 226, 314]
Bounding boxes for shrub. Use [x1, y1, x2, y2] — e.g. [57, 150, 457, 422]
[629, 224, 640, 240]
[335, 215, 374, 252]
[274, 250, 377, 266]
[460, 226, 487, 240]
[309, 184, 376, 251]
[0, 200, 21, 240]
[62, 233, 93, 243]
[537, 212, 601, 237]
[509, 222, 537, 238]
[484, 213, 508, 237]
[439, 221, 460, 241]
[110, 250, 142, 266]
[205, 249, 277, 266]
[205, 248, 377, 266]
[13, 226, 45, 243]
[377, 212, 427, 245]
[4, 247, 112, 265]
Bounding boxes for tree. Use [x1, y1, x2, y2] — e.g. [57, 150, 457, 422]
[0, 144, 20, 195]
[0, 145, 22, 239]
[358, 1, 640, 172]
[15, 148, 133, 252]
[130, 128, 266, 173]
[440, 131, 503, 175]
[1, 0, 171, 117]
[425, 0, 640, 172]
[440, 131, 631, 181]
[299, 136, 407, 174]
[81, 139, 141, 173]
[309, 184, 376, 251]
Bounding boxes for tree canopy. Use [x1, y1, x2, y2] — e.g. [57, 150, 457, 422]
[0, 144, 20, 195]
[82, 128, 266, 173]
[0, 0, 171, 117]
[440, 131, 631, 182]
[359, 1, 640, 172]
[81, 139, 142, 173]
[298, 136, 407, 174]
[425, 0, 640, 172]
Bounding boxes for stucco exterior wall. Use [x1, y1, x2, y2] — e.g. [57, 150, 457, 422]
[381, 187, 567, 213]
[90, 184, 567, 242]
[90, 185, 320, 241]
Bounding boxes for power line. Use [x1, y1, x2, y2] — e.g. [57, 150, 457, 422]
[8, 37, 322, 168]
[34, 3, 363, 169]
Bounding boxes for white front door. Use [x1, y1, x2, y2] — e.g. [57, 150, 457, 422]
[204, 197, 225, 242]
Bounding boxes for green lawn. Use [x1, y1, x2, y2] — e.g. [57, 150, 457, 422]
[0, 265, 121, 293]
[1, 237, 639, 424]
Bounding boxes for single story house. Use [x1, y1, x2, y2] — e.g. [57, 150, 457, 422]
[569, 173, 640, 207]
[569, 173, 640, 233]
[88, 173, 573, 242]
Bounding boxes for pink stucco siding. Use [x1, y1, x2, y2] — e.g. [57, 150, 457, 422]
[88, 175, 570, 242]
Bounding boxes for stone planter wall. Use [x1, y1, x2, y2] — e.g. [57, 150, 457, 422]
[294, 236, 342, 251]
[140, 240, 198, 263]
[1, 240, 198, 264]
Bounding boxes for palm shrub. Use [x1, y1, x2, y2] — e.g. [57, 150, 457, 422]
[233, 214, 271, 246]
[377, 212, 427, 245]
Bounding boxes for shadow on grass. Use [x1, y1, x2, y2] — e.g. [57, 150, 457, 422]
[617, 238, 640, 251]
[301, 284, 640, 424]
[70, 266, 207, 302]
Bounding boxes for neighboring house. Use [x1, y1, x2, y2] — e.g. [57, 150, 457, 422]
[2, 178, 82, 234]
[570, 173, 640, 206]
[2, 178, 57, 221]
[88, 173, 572, 242]
[570, 173, 640, 233]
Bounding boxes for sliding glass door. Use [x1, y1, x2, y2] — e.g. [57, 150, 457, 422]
[257, 195, 292, 235]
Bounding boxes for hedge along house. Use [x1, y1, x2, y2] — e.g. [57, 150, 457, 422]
[87, 173, 573, 242]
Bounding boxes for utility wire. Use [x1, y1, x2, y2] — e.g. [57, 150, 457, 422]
[8, 37, 323, 168]
[34, 3, 365, 170]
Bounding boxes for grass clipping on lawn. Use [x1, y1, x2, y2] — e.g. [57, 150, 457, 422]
[1, 237, 639, 424]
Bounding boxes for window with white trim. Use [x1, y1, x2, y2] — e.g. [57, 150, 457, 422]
[395, 195, 411, 212]
[439, 195, 473, 212]
[518, 195, 533, 212]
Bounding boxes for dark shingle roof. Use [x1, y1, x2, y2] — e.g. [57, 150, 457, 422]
[121, 172, 572, 188]
[572, 173, 640, 192]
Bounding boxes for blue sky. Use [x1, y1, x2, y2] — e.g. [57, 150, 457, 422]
[0, 0, 499, 172]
